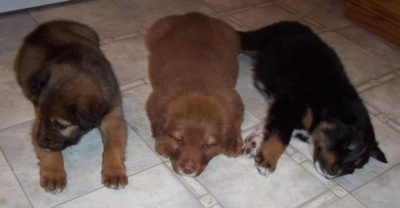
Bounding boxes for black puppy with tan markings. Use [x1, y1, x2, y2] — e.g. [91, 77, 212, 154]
[14, 20, 128, 193]
[241, 21, 387, 178]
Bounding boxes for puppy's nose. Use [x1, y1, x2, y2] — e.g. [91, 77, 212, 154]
[327, 164, 340, 175]
[181, 159, 196, 175]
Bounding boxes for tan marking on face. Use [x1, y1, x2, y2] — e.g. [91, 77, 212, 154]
[348, 143, 358, 151]
[53, 118, 79, 137]
[312, 122, 337, 166]
[302, 108, 313, 130]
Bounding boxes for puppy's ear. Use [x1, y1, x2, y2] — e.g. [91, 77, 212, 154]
[223, 125, 242, 157]
[145, 15, 178, 50]
[151, 116, 166, 138]
[370, 144, 388, 163]
[29, 68, 51, 95]
[73, 94, 107, 130]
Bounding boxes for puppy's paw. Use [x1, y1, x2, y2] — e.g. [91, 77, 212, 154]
[242, 131, 264, 158]
[40, 170, 67, 194]
[254, 151, 275, 177]
[101, 168, 128, 190]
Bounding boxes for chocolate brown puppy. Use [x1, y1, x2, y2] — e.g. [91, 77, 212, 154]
[14, 20, 128, 193]
[145, 13, 244, 176]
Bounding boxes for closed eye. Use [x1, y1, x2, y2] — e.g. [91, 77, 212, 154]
[54, 121, 68, 130]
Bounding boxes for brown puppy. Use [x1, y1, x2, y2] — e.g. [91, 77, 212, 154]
[14, 20, 128, 193]
[145, 13, 244, 177]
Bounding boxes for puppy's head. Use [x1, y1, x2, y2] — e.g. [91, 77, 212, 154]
[33, 67, 107, 151]
[153, 93, 242, 176]
[310, 100, 387, 178]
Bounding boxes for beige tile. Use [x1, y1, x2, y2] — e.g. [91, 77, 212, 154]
[319, 32, 395, 85]
[327, 195, 366, 208]
[29, 0, 144, 40]
[112, 0, 216, 28]
[101, 34, 149, 85]
[199, 0, 273, 12]
[0, 150, 32, 208]
[361, 77, 400, 124]
[0, 13, 37, 81]
[336, 25, 400, 68]
[198, 155, 327, 207]
[0, 81, 34, 130]
[0, 121, 160, 207]
[353, 164, 400, 208]
[231, 4, 310, 30]
[277, 0, 350, 30]
[56, 164, 203, 208]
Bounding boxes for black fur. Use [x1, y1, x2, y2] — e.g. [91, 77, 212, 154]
[240, 21, 387, 178]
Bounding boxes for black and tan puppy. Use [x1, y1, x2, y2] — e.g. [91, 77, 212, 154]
[14, 20, 128, 193]
[241, 21, 387, 178]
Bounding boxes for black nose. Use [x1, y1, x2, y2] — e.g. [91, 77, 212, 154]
[327, 164, 340, 175]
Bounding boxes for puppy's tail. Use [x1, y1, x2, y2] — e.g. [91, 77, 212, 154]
[239, 21, 313, 51]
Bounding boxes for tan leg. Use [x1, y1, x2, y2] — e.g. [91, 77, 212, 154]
[100, 106, 128, 189]
[32, 121, 67, 193]
[254, 133, 287, 176]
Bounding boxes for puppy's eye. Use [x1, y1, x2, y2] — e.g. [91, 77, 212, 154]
[202, 144, 214, 151]
[54, 122, 68, 130]
[175, 138, 184, 145]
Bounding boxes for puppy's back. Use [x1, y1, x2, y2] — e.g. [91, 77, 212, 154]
[146, 13, 240, 90]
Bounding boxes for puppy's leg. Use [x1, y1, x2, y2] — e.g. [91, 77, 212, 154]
[32, 121, 67, 193]
[100, 106, 128, 189]
[253, 100, 305, 176]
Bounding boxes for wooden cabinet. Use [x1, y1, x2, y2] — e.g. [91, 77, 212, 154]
[344, 0, 400, 47]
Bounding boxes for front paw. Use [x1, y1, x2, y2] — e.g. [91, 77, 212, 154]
[254, 151, 275, 177]
[242, 131, 264, 158]
[101, 168, 128, 189]
[40, 169, 67, 194]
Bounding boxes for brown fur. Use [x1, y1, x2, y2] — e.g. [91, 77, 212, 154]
[14, 20, 127, 193]
[145, 13, 244, 176]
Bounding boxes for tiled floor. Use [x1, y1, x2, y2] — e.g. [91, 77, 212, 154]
[0, 0, 399, 207]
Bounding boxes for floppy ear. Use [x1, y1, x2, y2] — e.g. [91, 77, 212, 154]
[370, 144, 388, 163]
[223, 125, 242, 157]
[29, 68, 51, 95]
[151, 116, 166, 138]
[74, 94, 107, 130]
[145, 15, 178, 50]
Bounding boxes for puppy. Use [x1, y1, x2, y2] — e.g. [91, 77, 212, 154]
[240, 21, 387, 178]
[145, 13, 244, 177]
[14, 20, 128, 193]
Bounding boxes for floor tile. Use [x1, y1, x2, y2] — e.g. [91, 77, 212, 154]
[29, 0, 144, 40]
[122, 84, 152, 139]
[197, 155, 326, 208]
[0, 81, 34, 130]
[0, 13, 37, 82]
[101, 34, 149, 85]
[361, 77, 400, 124]
[336, 25, 400, 68]
[231, 4, 318, 30]
[56, 164, 203, 208]
[277, 0, 351, 30]
[319, 32, 395, 85]
[112, 0, 216, 28]
[0, 121, 160, 207]
[326, 195, 366, 208]
[352, 164, 400, 208]
[0, 150, 32, 208]
[199, 0, 273, 12]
